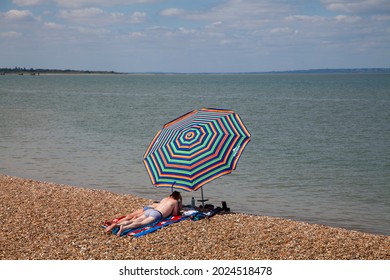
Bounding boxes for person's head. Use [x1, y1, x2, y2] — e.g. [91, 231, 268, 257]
[170, 191, 181, 200]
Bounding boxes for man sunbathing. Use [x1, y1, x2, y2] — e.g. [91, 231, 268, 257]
[105, 202, 159, 233]
[116, 191, 182, 236]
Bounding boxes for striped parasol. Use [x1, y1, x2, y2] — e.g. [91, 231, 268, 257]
[143, 108, 251, 204]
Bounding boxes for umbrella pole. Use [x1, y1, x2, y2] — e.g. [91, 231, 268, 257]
[171, 181, 175, 193]
[199, 186, 208, 208]
[201, 187, 204, 208]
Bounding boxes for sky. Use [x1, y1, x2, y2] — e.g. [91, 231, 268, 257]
[1, 0, 390, 73]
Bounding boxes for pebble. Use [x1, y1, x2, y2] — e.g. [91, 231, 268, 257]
[1, 174, 389, 260]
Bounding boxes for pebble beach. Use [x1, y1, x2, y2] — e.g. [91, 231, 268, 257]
[1, 174, 389, 260]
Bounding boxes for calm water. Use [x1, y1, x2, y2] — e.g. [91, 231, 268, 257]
[1, 74, 389, 235]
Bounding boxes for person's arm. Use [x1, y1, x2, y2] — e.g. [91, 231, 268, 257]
[178, 194, 182, 211]
[172, 196, 182, 216]
[172, 203, 179, 216]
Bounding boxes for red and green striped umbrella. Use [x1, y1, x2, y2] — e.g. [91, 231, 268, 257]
[143, 108, 251, 193]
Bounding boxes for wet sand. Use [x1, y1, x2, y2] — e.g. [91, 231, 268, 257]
[1, 174, 389, 260]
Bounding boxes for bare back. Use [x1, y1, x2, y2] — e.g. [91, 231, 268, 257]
[154, 197, 179, 218]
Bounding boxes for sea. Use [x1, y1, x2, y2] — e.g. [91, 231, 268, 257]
[1, 73, 389, 235]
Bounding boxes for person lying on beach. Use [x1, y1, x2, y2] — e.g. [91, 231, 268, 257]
[105, 202, 159, 233]
[116, 191, 182, 236]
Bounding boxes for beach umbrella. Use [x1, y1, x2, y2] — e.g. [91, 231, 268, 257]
[143, 108, 251, 206]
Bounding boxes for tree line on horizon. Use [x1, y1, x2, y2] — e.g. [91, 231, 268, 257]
[0, 67, 120, 75]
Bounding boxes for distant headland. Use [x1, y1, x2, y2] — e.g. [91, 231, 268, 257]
[1, 67, 389, 75]
[0, 67, 124, 75]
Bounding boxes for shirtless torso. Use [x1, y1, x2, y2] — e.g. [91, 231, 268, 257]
[154, 196, 180, 218]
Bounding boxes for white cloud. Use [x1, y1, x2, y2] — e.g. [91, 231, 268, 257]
[160, 8, 186, 17]
[207, 21, 222, 28]
[111, 12, 125, 20]
[129, 32, 145, 38]
[76, 26, 110, 35]
[58, 8, 145, 25]
[335, 15, 361, 23]
[59, 8, 104, 20]
[43, 21, 62, 29]
[0, 31, 22, 38]
[129, 11, 146, 23]
[285, 15, 327, 23]
[285, 14, 360, 24]
[13, 0, 47, 6]
[2, 9, 34, 20]
[220, 39, 233, 45]
[178, 27, 197, 35]
[372, 15, 390, 21]
[183, 0, 292, 23]
[54, 0, 160, 8]
[322, 0, 390, 14]
[270, 27, 293, 34]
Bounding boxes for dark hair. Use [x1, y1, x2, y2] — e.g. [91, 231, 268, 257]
[171, 191, 180, 200]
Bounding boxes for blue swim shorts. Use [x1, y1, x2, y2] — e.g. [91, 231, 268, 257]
[144, 209, 163, 221]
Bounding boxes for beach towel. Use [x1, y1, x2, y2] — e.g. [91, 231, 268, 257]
[128, 215, 189, 237]
[103, 208, 223, 237]
[127, 208, 224, 236]
[103, 215, 190, 237]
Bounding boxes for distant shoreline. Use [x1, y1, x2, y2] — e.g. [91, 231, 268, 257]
[1, 67, 390, 76]
[0, 68, 124, 75]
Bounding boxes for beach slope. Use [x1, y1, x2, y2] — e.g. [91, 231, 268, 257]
[1, 174, 389, 260]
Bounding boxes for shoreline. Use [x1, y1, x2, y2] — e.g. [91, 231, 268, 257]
[1, 173, 389, 260]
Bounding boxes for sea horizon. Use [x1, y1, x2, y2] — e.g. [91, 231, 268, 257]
[2, 67, 390, 75]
